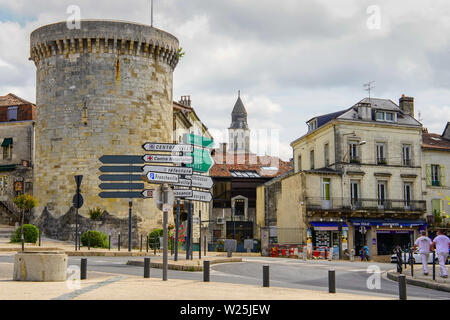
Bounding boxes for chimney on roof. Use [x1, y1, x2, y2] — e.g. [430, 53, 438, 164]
[399, 95, 414, 118]
[179, 96, 191, 107]
[357, 102, 372, 121]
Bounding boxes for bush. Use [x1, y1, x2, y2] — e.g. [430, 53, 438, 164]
[215, 239, 225, 252]
[11, 224, 39, 243]
[88, 208, 103, 220]
[81, 230, 108, 248]
[148, 229, 163, 249]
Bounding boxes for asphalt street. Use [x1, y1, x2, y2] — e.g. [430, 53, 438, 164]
[1, 254, 448, 300]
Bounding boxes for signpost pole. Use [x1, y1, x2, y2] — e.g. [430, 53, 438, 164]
[199, 210, 202, 260]
[128, 198, 132, 252]
[162, 184, 169, 281]
[175, 199, 180, 261]
[190, 202, 194, 260]
[186, 201, 191, 260]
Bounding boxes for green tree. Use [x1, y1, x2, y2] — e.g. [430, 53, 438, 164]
[13, 194, 38, 251]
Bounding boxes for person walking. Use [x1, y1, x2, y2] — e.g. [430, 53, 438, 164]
[413, 230, 432, 275]
[431, 230, 450, 278]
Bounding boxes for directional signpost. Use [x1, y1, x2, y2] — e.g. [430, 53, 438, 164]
[183, 133, 214, 148]
[187, 190, 213, 203]
[143, 154, 193, 164]
[142, 165, 193, 175]
[143, 143, 193, 153]
[147, 172, 179, 184]
[187, 175, 214, 189]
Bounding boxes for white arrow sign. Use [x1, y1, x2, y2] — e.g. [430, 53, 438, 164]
[174, 189, 194, 198]
[187, 190, 213, 203]
[146, 172, 179, 184]
[143, 143, 194, 153]
[186, 175, 214, 189]
[172, 178, 192, 187]
[143, 154, 193, 164]
[142, 165, 193, 175]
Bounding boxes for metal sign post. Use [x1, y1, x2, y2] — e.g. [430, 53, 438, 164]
[74, 175, 83, 251]
[175, 199, 180, 261]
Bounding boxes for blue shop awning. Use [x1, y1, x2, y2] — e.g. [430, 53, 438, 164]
[349, 219, 426, 227]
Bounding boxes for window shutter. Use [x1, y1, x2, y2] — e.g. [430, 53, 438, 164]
[440, 166, 446, 186]
[426, 165, 432, 186]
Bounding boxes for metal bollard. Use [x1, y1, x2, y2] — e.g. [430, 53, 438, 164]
[432, 251, 436, 281]
[88, 232, 91, 251]
[153, 237, 156, 255]
[398, 274, 407, 300]
[146, 236, 149, 253]
[144, 258, 150, 278]
[81, 258, 87, 280]
[118, 234, 121, 251]
[203, 261, 210, 282]
[328, 270, 336, 293]
[109, 236, 111, 251]
[263, 265, 270, 287]
[39, 231, 41, 247]
[140, 235, 143, 252]
[324, 248, 328, 260]
[410, 250, 414, 277]
[404, 251, 407, 270]
[204, 235, 207, 257]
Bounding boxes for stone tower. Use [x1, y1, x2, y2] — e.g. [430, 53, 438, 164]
[228, 91, 250, 153]
[30, 21, 179, 231]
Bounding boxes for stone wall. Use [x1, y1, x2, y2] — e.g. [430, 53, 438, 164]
[30, 21, 179, 238]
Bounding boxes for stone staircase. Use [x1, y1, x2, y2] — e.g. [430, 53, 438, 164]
[0, 225, 14, 243]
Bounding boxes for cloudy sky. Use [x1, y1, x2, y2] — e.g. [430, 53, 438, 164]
[1, 0, 450, 160]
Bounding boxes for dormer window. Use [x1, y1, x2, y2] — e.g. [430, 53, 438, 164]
[308, 119, 318, 132]
[8, 106, 18, 121]
[375, 111, 397, 122]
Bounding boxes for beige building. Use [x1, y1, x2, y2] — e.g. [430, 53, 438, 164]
[422, 123, 450, 228]
[258, 96, 428, 258]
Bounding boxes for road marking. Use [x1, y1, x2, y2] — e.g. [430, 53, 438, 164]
[52, 276, 125, 300]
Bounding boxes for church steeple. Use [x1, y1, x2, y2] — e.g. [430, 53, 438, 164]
[228, 91, 250, 153]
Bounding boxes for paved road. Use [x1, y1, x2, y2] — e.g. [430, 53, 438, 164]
[1, 254, 448, 300]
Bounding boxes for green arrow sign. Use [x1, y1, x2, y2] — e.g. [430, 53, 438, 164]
[185, 148, 214, 173]
[183, 133, 214, 148]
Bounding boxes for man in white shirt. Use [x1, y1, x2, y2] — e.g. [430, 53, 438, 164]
[414, 231, 432, 275]
[432, 230, 450, 278]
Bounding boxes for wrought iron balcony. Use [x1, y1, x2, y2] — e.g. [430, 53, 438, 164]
[305, 197, 426, 212]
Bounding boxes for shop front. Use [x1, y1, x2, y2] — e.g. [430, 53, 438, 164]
[349, 219, 426, 256]
[309, 222, 348, 259]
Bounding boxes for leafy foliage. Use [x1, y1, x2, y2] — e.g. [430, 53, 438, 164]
[81, 230, 109, 248]
[11, 224, 39, 243]
[88, 207, 103, 220]
[13, 194, 38, 211]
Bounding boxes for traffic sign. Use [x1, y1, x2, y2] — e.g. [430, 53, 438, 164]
[99, 183, 145, 190]
[146, 172, 179, 184]
[186, 175, 214, 189]
[185, 148, 214, 173]
[186, 190, 213, 203]
[171, 178, 192, 188]
[173, 189, 193, 198]
[183, 133, 214, 148]
[99, 174, 143, 182]
[99, 192, 144, 199]
[142, 165, 193, 175]
[99, 166, 142, 173]
[142, 143, 193, 153]
[73, 193, 84, 209]
[143, 154, 193, 164]
[141, 189, 155, 198]
[75, 175, 83, 188]
[99, 155, 144, 164]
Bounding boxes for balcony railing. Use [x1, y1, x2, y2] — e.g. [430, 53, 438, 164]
[305, 197, 426, 212]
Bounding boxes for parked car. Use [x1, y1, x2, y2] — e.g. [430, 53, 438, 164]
[390, 249, 449, 264]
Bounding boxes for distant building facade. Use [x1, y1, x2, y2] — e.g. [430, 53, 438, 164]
[0, 94, 36, 225]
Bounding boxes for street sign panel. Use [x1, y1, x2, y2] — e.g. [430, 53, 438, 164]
[73, 193, 84, 209]
[142, 165, 193, 175]
[185, 148, 214, 173]
[99, 155, 144, 164]
[186, 175, 214, 189]
[99, 192, 144, 199]
[99, 174, 143, 182]
[142, 143, 193, 153]
[183, 133, 214, 148]
[143, 154, 193, 164]
[141, 189, 155, 198]
[171, 178, 192, 188]
[146, 172, 179, 184]
[99, 166, 142, 173]
[186, 190, 213, 203]
[99, 183, 145, 190]
[173, 189, 193, 198]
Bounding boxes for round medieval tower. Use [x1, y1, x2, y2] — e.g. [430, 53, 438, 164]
[30, 20, 179, 235]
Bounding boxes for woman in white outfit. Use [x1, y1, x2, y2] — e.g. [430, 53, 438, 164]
[414, 230, 432, 275]
[432, 230, 450, 278]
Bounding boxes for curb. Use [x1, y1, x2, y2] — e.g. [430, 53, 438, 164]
[127, 258, 243, 272]
[387, 270, 450, 293]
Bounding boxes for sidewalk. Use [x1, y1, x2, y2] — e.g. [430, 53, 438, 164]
[0, 262, 390, 300]
[387, 265, 450, 293]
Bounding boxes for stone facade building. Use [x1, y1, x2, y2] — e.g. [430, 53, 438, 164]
[257, 95, 430, 259]
[29, 20, 180, 242]
[0, 94, 35, 225]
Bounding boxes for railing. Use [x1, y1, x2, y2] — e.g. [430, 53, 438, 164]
[306, 197, 426, 212]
